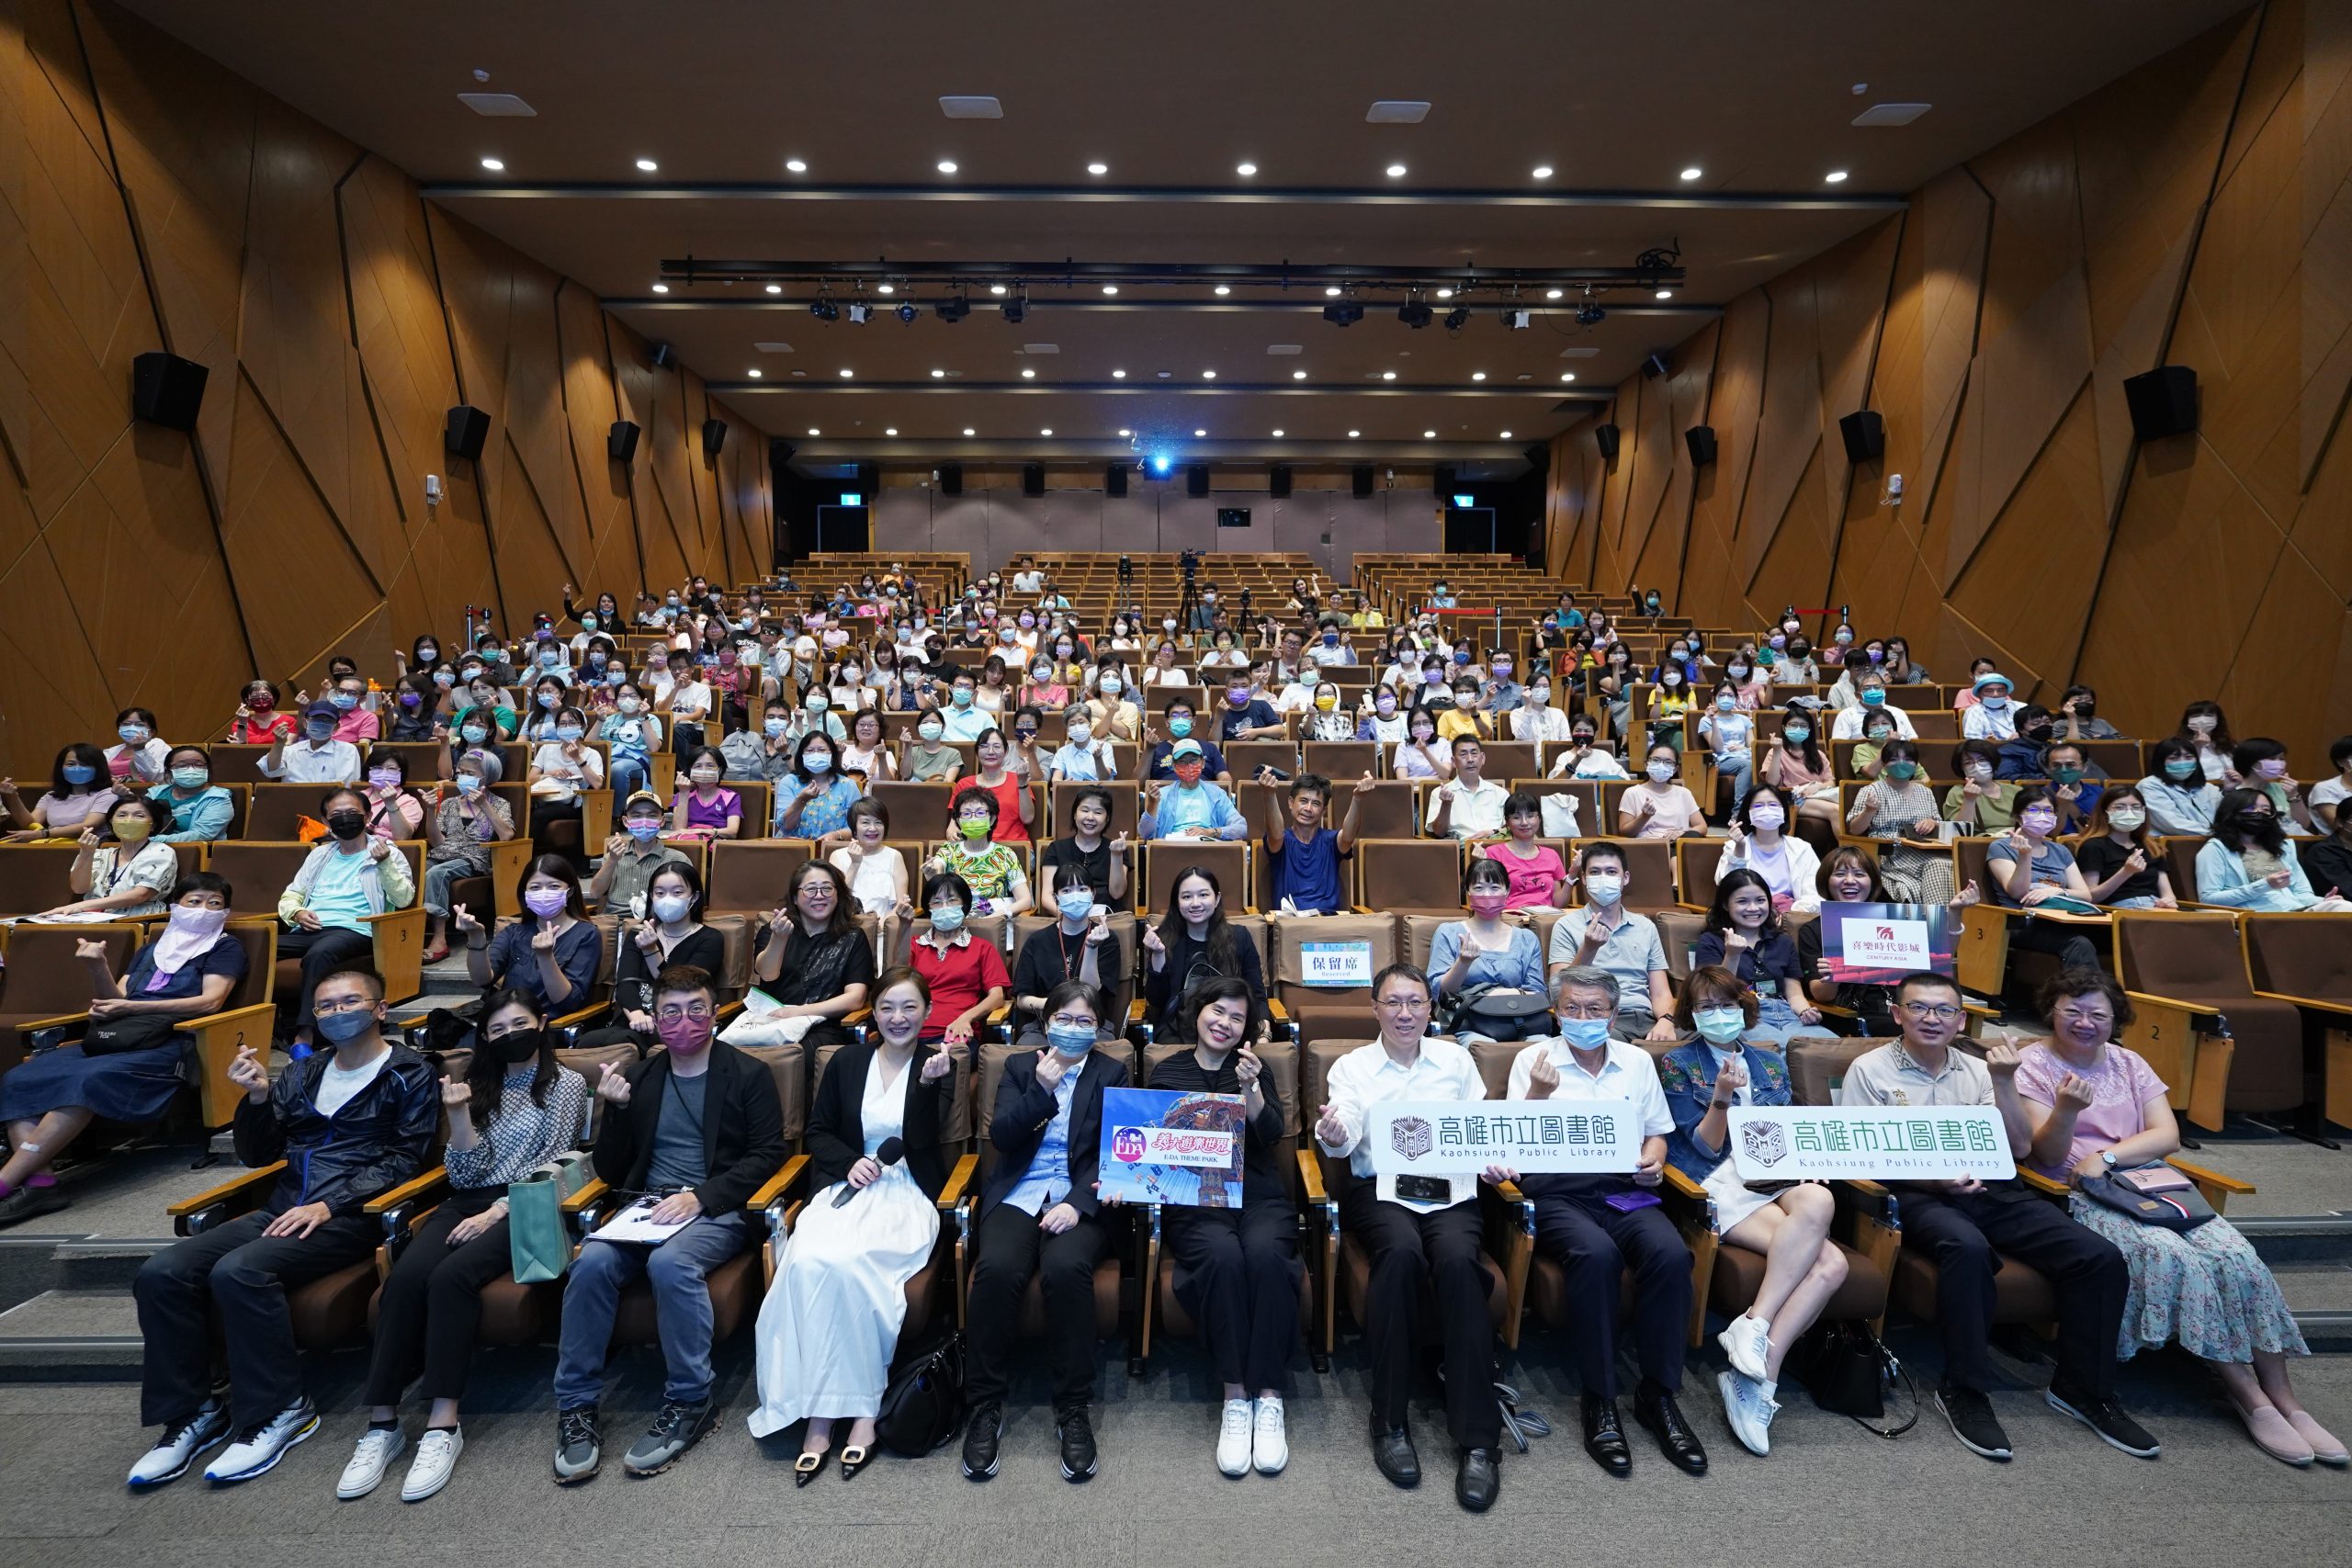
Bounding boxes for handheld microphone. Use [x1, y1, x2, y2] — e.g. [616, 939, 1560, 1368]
[833, 1135, 906, 1205]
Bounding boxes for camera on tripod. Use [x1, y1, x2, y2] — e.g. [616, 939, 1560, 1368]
[1178, 548, 1204, 581]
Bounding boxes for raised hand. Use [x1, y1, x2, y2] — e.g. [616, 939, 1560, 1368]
[74, 937, 107, 962]
[1314, 1102, 1349, 1146]
[1141, 923, 1167, 956]
[1355, 771, 1377, 795]
[921, 1051, 955, 1083]
[227, 1043, 270, 1100]
[594, 1061, 632, 1106]
[1710, 1058, 1749, 1106]
[1526, 1051, 1562, 1099]
[450, 902, 481, 934]
[2054, 1072, 2097, 1112]
[1984, 1043, 2022, 1080]
[530, 923, 559, 954]
[439, 1074, 470, 1108]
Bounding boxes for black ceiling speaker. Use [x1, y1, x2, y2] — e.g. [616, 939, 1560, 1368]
[2122, 365, 2198, 441]
[1022, 462, 1046, 497]
[444, 404, 490, 460]
[1105, 463, 1128, 497]
[1593, 423, 1622, 461]
[131, 351, 208, 431]
[607, 419, 641, 464]
[1186, 464, 1210, 498]
[1352, 464, 1375, 498]
[855, 463, 879, 496]
[1642, 352, 1670, 379]
[1684, 424, 1718, 466]
[770, 437, 797, 466]
[1269, 463, 1293, 499]
[1837, 409, 1885, 464]
[1522, 441, 1552, 476]
[699, 417, 726, 459]
[1433, 464, 1458, 497]
[649, 341, 677, 369]
[939, 462, 963, 496]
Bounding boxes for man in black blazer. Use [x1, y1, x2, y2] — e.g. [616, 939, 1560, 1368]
[551, 965, 785, 1483]
[962, 981, 1130, 1485]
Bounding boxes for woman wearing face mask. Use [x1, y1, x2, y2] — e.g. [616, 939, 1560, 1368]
[1547, 719, 1628, 781]
[1302, 677, 1355, 744]
[775, 732, 862, 840]
[1430, 860, 1553, 1043]
[2232, 739, 2317, 836]
[667, 746, 743, 844]
[1984, 789, 2107, 969]
[1141, 639, 1190, 689]
[103, 708, 170, 787]
[0, 874, 247, 1230]
[1760, 711, 1837, 840]
[1697, 679, 1756, 813]
[2007, 968, 2342, 1468]
[145, 748, 232, 844]
[227, 679, 298, 744]
[1694, 871, 1826, 1046]
[1843, 740, 1954, 902]
[36, 796, 178, 921]
[1776, 637, 1821, 686]
[1795, 847, 1979, 1035]
[516, 676, 567, 745]
[1942, 739, 2019, 834]
[1358, 685, 1409, 745]
[924, 792, 1033, 919]
[281, 787, 418, 1044]
[455, 856, 598, 1015]
[419, 754, 512, 962]
[339, 989, 585, 1503]
[1148, 976, 1299, 1476]
[2076, 789, 2177, 910]
[1085, 665, 1143, 743]
[1716, 786, 1821, 912]
[1021, 651, 1072, 712]
[354, 747, 425, 841]
[2177, 701, 2238, 784]
[1009, 875, 1123, 1043]
[951, 729, 1035, 844]
[1392, 704, 1455, 782]
[902, 873, 1011, 1045]
[1595, 645, 1639, 737]
[1655, 965, 1848, 1457]
[748, 964, 956, 1479]
[576, 864, 726, 1054]
[1140, 867, 1267, 1044]
[1508, 677, 1572, 743]
[898, 713, 965, 784]
[594, 682, 662, 802]
[382, 675, 436, 742]
[2136, 737, 2221, 836]
[524, 705, 604, 867]
[1619, 742, 1705, 840]
[1047, 710, 1117, 782]
[2195, 788, 2352, 912]
[1721, 653, 1769, 710]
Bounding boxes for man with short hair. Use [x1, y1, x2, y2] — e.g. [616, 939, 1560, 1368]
[129, 970, 435, 1489]
[1216, 676, 1284, 743]
[1314, 964, 1504, 1511]
[2042, 741, 2105, 831]
[552, 965, 786, 1483]
[1544, 843, 1677, 1040]
[1426, 738, 1509, 840]
[938, 670, 993, 742]
[1138, 741, 1249, 841]
[1260, 770, 1372, 915]
[1307, 619, 1357, 667]
[1838, 971, 2148, 1462]
[1138, 701, 1232, 786]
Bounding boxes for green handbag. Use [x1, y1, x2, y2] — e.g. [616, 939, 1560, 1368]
[507, 1152, 592, 1283]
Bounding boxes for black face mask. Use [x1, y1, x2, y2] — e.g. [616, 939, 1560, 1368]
[2024, 725, 2053, 743]
[325, 808, 368, 840]
[493, 1027, 543, 1066]
[2231, 811, 2276, 838]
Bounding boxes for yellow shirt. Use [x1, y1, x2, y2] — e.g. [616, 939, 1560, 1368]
[1350, 610, 1387, 628]
[1436, 709, 1494, 743]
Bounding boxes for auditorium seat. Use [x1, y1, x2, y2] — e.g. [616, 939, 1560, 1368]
[0, 923, 146, 1077]
[203, 840, 428, 1007]
[1136, 840, 1250, 915]
[1269, 912, 1396, 1049]
[2112, 909, 2300, 1128]
[2238, 912, 2352, 1129]
[1354, 838, 1465, 915]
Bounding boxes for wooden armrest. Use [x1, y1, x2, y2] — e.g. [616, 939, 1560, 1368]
[2122, 988, 2222, 1019]
[1662, 1166, 1706, 1201]
[1128, 998, 1148, 1021]
[937, 1152, 978, 1210]
[365, 1167, 450, 1214]
[168, 1161, 287, 1218]
[1493, 1179, 1527, 1204]
[1295, 1147, 1329, 1203]
[2165, 1156, 2256, 1195]
[179, 1005, 280, 1128]
[11, 1010, 92, 1034]
[986, 1004, 1011, 1026]
[549, 1001, 606, 1031]
[1842, 1177, 1890, 1200]
[842, 1008, 872, 1028]
[1264, 998, 1290, 1023]
[561, 1176, 610, 1214]
[2249, 989, 2352, 1016]
[747, 1153, 809, 1211]
[2018, 1168, 2072, 1198]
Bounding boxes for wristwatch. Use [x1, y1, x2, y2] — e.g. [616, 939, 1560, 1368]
[2098, 1149, 2118, 1171]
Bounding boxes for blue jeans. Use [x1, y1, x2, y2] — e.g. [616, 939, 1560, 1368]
[609, 755, 649, 801]
[2109, 895, 2160, 909]
[1713, 750, 1752, 812]
[1749, 994, 1832, 1049]
[553, 1210, 753, 1408]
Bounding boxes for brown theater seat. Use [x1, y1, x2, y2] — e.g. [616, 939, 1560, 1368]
[2113, 910, 2300, 1122]
[1270, 912, 1396, 1048]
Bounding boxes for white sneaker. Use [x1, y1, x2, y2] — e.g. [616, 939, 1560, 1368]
[204, 1397, 319, 1483]
[128, 1399, 230, 1489]
[1718, 1369, 1780, 1457]
[1216, 1398, 1254, 1477]
[1718, 1313, 1772, 1382]
[335, 1425, 404, 1500]
[1252, 1394, 1289, 1475]
[400, 1427, 463, 1502]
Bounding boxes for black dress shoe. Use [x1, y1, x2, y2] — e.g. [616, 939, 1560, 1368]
[1581, 1392, 1632, 1476]
[1634, 1383, 1709, 1475]
[1371, 1417, 1421, 1488]
[1455, 1447, 1500, 1512]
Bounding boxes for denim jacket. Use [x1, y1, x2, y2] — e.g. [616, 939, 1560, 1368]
[1657, 1040, 1792, 1181]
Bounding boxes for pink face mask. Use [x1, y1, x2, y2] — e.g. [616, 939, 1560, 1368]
[1467, 889, 1510, 919]
[657, 1012, 714, 1055]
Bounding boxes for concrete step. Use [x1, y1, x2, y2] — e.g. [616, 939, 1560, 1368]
[2271, 1261, 2352, 1351]
[0, 1287, 144, 1377]
[2234, 1216, 2352, 1268]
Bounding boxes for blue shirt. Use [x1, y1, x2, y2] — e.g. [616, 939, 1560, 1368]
[1271, 827, 1346, 914]
[308, 849, 376, 933]
[1216, 700, 1279, 743]
[484, 917, 604, 1012]
[1428, 921, 1546, 997]
[149, 784, 233, 843]
[1004, 1066, 1080, 1215]
[1141, 782, 1248, 840]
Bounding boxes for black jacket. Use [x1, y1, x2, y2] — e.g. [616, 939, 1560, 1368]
[1148, 1048, 1290, 1207]
[1141, 922, 1264, 1041]
[234, 1043, 437, 1218]
[807, 1039, 954, 1201]
[594, 1041, 786, 1216]
[978, 1048, 1130, 1222]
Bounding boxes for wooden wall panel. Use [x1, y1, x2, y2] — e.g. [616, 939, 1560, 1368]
[0, 0, 765, 773]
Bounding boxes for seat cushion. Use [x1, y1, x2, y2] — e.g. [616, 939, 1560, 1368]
[287, 1261, 382, 1349]
[1709, 1238, 1887, 1321]
[1893, 1249, 2054, 1325]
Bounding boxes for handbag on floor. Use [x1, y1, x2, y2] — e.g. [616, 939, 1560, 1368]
[876, 1329, 967, 1457]
[1784, 1319, 1917, 1437]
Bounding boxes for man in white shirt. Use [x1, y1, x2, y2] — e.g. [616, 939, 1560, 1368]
[1828, 675, 1919, 741]
[1272, 665, 1324, 716]
[261, 703, 363, 784]
[1312, 964, 1504, 1510]
[1503, 966, 1704, 1477]
[1959, 672, 2020, 741]
[1426, 738, 1509, 839]
[1306, 621, 1357, 667]
[1011, 566, 1044, 596]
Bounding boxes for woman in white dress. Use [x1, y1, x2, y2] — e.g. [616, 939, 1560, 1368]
[748, 966, 956, 1480]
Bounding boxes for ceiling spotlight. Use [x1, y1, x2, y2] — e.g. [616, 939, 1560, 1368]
[1001, 295, 1026, 324]
[877, 284, 896, 296]
[786, 158, 808, 173]
[480, 156, 504, 172]
[1532, 164, 1553, 179]
[1193, 428, 1207, 437]
[808, 297, 837, 321]
[1545, 288, 1563, 299]
[1236, 162, 1257, 176]
[931, 368, 946, 378]
[1397, 300, 1433, 329]
[1679, 165, 1702, 181]
[896, 301, 919, 323]
[1112, 368, 1126, 378]
[1322, 302, 1365, 327]
[747, 368, 762, 378]
[634, 157, 659, 172]
[1102, 285, 1119, 296]
[1041, 427, 1054, 435]
[1325, 286, 1344, 298]
[1498, 430, 1513, 439]
[963, 427, 976, 435]
[808, 427, 820, 435]
[1385, 163, 1407, 177]
[1656, 289, 1673, 299]
[1021, 368, 1036, 378]
[837, 367, 853, 378]
[846, 302, 871, 324]
[989, 284, 1007, 296]
[1292, 369, 1308, 380]
[1422, 430, 1437, 439]
[1201, 369, 1216, 379]
[1381, 370, 1397, 380]
[933, 296, 970, 322]
[1560, 372, 1577, 382]
[1272, 428, 1285, 437]
[936, 159, 958, 174]
[1442, 306, 1471, 330]
[1435, 288, 1454, 299]
[764, 283, 782, 295]
[1118, 428, 1131, 436]
[885, 426, 898, 435]
[1086, 161, 1108, 175]
[1826, 169, 1849, 184]
[1471, 371, 1487, 381]
[651, 282, 670, 294]
[1214, 285, 1231, 296]
[1348, 429, 1361, 438]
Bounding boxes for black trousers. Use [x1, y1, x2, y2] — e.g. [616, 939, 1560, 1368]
[1340, 1185, 1500, 1449]
[1166, 1200, 1300, 1394]
[965, 1201, 1107, 1415]
[1899, 1182, 2127, 1396]
[2007, 919, 2104, 971]
[527, 798, 585, 869]
[1528, 1182, 1692, 1399]
[133, 1206, 377, 1433]
[277, 926, 374, 1032]
[363, 1187, 512, 1407]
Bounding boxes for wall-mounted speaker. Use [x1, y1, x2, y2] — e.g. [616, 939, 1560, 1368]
[1521, 442, 1552, 476]
[1269, 464, 1292, 500]
[607, 420, 641, 464]
[855, 463, 878, 497]
[1352, 464, 1375, 498]
[131, 352, 209, 432]
[1684, 425, 1718, 466]
[1186, 464, 1210, 498]
[1433, 464, 1458, 497]
[1022, 463, 1046, 497]
[699, 418, 726, 459]
[1642, 353, 1670, 379]
[771, 438, 797, 466]
[1593, 423, 1622, 461]
[444, 404, 490, 460]
[2122, 365, 2198, 440]
[939, 463, 963, 496]
[1838, 410, 1885, 464]
[1105, 463, 1128, 498]
[649, 342, 677, 370]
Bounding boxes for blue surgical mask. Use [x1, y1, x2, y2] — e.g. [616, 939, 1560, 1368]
[930, 905, 966, 932]
[804, 752, 833, 774]
[1694, 1008, 1747, 1046]
[1057, 886, 1095, 923]
[1168, 716, 1193, 739]
[316, 1007, 375, 1044]
[456, 774, 484, 795]
[1557, 1018, 1611, 1050]
[461, 725, 490, 744]
[330, 693, 359, 711]
[1046, 1022, 1096, 1058]
[555, 725, 583, 742]
[62, 762, 97, 785]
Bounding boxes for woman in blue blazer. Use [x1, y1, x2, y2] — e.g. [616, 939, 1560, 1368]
[1656, 965, 1849, 1459]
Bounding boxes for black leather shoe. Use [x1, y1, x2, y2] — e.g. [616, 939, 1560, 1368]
[1371, 1416, 1420, 1488]
[1581, 1392, 1632, 1476]
[1455, 1447, 1500, 1512]
[1634, 1383, 1709, 1475]
[960, 1403, 1002, 1482]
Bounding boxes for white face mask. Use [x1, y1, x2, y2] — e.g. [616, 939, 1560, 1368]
[1646, 761, 1677, 784]
[1583, 874, 1623, 905]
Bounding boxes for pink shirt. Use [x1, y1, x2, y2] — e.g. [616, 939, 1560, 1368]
[1623, 782, 1702, 839]
[1483, 840, 1565, 908]
[2012, 1042, 2169, 1179]
[334, 707, 381, 742]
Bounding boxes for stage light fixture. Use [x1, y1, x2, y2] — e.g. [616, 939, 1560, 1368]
[1500, 309, 1531, 329]
[808, 297, 838, 321]
[847, 303, 871, 324]
[1001, 295, 1027, 324]
[1442, 306, 1470, 330]
[1575, 301, 1607, 326]
[896, 302, 920, 323]
[934, 296, 970, 323]
[1322, 302, 1364, 327]
[1397, 299, 1433, 329]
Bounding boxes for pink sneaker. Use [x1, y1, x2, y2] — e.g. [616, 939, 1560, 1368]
[2285, 1409, 2346, 1467]
[2240, 1404, 2315, 1467]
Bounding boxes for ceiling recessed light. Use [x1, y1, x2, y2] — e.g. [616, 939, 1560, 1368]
[1041, 427, 1054, 435]
[1656, 289, 1672, 299]
[747, 368, 762, 378]
[1381, 370, 1396, 380]
[1499, 430, 1513, 439]
[877, 284, 896, 295]
[885, 426, 898, 435]
[1194, 428, 1207, 437]
[808, 427, 820, 435]
[634, 157, 659, 172]
[479, 156, 504, 172]
[936, 159, 958, 174]
[1102, 285, 1118, 296]
[1235, 161, 1257, 177]
[1293, 369, 1307, 380]
[1471, 371, 1487, 381]
[1532, 164, 1553, 179]
[1825, 169, 1849, 184]
[765, 283, 783, 295]
[1086, 161, 1108, 175]
[1349, 429, 1362, 438]
[1422, 430, 1436, 439]
[1545, 288, 1563, 299]
[1560, 372, 1577, 382]
[1021, 368, 1036, 378]
[1435, 288, 1453, 299]
[963, 426, 976, 436]
[1112, 368, 1127, 378]
[650, 282, 669, 294]
[986, 285, 1006, 297]
[931, 368, 946, 378]
[1679, 165, 1702, 181]
[1385, 163, 1408, 177]
[837, 367, 852, 378]
[1272, 428, 1284, 437]
[785, 158, 807, 173]
[1202, 369, 1216, 379]
[1214, 285, 1232, 296]
[1324, 286, 1344, 298]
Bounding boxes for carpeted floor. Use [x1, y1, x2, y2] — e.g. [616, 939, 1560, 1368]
[4, 1329, 2346, 1568]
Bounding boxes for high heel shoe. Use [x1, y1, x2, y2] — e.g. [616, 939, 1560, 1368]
[839, 1445, 874, 1480]
[793, 1449, 828, 1487]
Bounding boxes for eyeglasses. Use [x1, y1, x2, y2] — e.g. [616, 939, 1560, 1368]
[655, 1003, 715, 1023]
[1047, 1014, 1097, 1031]
[1556, 1002, 1615, 1021]
[1374, 994, 1430, 1012]
[1901, 1003, 1962, 1021]
[314, 997, 375, 1016]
